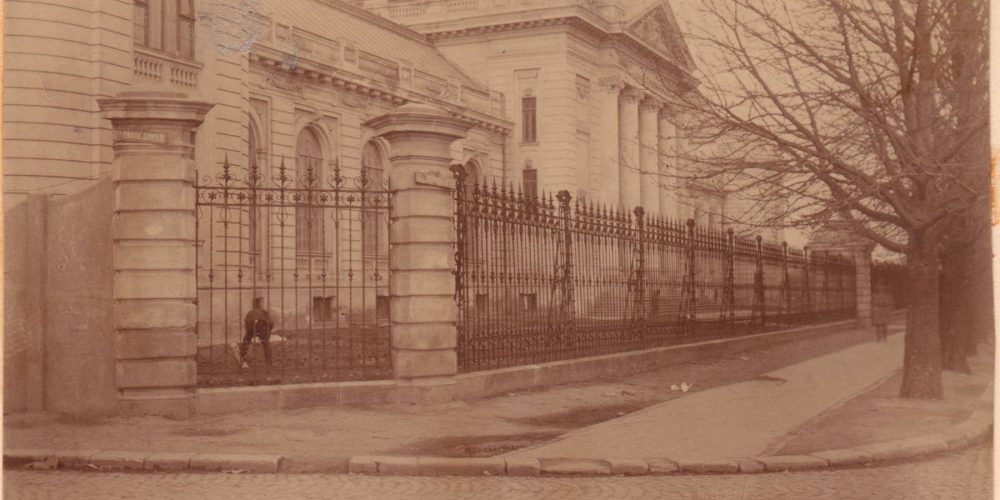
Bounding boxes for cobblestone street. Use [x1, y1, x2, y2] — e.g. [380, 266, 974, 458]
[5, 445, 991, 500]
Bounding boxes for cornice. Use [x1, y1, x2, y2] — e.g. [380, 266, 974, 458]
[249, 49, 512, 135]
[418, 12, 697, 92]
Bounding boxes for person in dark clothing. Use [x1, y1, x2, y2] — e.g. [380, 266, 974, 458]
[239, 305, 274, 367]
[872, 286, 893, 342]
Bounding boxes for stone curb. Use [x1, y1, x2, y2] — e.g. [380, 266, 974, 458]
[6, 379, 992, 477]
[3, 449, 282, 473]
[6, 413, 988, 476]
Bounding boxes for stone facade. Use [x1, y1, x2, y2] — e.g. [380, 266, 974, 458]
[363, 0, 711, 220]
[3, 0, 859, 416]
[4, 0, 512, 415]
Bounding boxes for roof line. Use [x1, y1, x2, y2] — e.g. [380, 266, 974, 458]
[299, 0, 436, 46]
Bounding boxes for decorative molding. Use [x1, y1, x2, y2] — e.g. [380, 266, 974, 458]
[575, 75, 591, 100]
[640, 96, 662, 111]
[596, 75, 625, 92]
[249, 51, 512, 135]
[620, 87, 644, 103]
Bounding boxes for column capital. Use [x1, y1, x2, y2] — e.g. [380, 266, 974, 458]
[640, 96, 663, 112]
[365, 102, 475, 146]
[620, 87, 645, 104]
[596, 75, 626, 93]
[98, 91, 213, 149]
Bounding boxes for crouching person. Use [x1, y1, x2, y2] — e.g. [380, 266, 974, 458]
[239, 304, 274, 368]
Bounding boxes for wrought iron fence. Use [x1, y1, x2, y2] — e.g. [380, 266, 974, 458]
[453, 169, 857, 373]
[194, 157, 391, 387]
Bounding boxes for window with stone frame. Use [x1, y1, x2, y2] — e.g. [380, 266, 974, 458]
[134, 0, 149, 46]
[295, 128, 325, 257]
[521, 97, 537, 143]
[522, 165, 538, 200]
[133, 0, 196, 59]
[361, 142, 388, 259]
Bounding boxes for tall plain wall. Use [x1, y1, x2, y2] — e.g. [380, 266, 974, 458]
[3, 179, 117, 414]
[3, 0, 130, 205]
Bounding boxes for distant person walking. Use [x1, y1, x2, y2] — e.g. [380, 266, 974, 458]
[872, 287, 893, 342]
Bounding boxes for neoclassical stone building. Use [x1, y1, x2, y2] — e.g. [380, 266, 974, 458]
[4, 0, 512, 413]
[3, 0, 750, 416]
[363, 0, 724, 223]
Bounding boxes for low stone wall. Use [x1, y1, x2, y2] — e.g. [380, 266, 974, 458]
[194, 318, 857, 415]
[3, 180, 117, 414]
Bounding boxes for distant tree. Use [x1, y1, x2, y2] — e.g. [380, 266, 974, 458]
[659, 0, 990, 398]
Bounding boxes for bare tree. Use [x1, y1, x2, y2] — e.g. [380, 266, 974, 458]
[658, 0, 989, 398]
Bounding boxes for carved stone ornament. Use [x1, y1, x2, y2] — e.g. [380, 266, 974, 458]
[265, 67, 304, 92]
[414, 169, 455, 189]
[628, 6, 686, 64]
[596, 75, 625, 92]
[337, 91, 368, 109]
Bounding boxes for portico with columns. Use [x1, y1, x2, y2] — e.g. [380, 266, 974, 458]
[366, 0, 702, 218]
[607, 80, 683, 217]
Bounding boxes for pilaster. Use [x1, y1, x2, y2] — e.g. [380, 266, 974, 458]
[594, 76, 623, 205]
[365, 103, 474, 404]
[618, 87, 642, 210]
[657, 109, 678, 218]
[98, 91, 213, 419]
[806, 241, 874, 327]
[639, 97, 661, 213]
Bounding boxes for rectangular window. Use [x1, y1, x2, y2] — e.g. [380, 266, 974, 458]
[521, 97, 537, 143]
[133, 1, 149, 46]
[178, 16, 194, 58]
[313, 296, 333, 322]
[376, 295, 390, 320]
[522, 168, 537, 200]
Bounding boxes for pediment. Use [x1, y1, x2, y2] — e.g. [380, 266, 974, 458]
[626, 3, 693, 70]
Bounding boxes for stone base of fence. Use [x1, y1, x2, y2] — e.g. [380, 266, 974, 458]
[192, 318, 857, 415]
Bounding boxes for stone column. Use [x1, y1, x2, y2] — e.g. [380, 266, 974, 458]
[658, 109, 678, 218]
[639, 96, 661, 213]
[98, 91, 213, 419]
[364, 103, 473, 404]
[806, 241, 874, 327]
[594, 76, 622, 206]
[618, 87, 642, 210]
[853, 248, 873, 327]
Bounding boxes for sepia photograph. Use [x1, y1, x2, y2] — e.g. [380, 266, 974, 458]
[1, 0, 994, 498]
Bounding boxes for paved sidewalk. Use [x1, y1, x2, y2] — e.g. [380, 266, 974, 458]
[509, 329, 904, 459]
[5, 319, 992, 475]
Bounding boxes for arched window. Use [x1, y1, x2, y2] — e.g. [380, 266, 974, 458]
[361, 142, 387, 259]
[296, 128, 324, 257]
[248, 121, 267, 275]
[133, 0, 196, 59]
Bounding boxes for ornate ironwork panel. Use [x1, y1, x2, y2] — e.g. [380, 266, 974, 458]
[194, 156, 391, 387]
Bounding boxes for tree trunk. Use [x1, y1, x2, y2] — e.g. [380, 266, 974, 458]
[970, 231, 994, 350]
[900, 240, 944, 399]
[939, 254, 970, 373]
